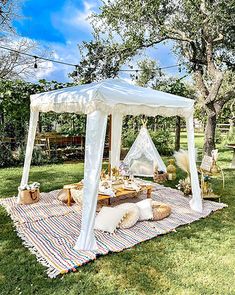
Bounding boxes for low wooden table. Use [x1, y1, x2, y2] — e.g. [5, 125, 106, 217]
[63, 182, 152, 206]
[98, 185, 152, 205]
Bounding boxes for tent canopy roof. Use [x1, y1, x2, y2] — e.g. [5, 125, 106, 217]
[31, 78, 194, 117]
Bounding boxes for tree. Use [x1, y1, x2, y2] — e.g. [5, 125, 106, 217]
[71, 35, 138, 83]
[135, 58, 196, 151]
[0, 0, 20, 33]
[93, 0, 235, 155]
[0, 79, 75, 142]
[0, 38, 45, 79]
[0, 1, 46, 79]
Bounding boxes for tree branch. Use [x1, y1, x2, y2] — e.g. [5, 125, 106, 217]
[193, 66, 209, 98]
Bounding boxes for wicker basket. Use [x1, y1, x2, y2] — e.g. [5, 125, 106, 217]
[153, 172, 168, 183]
[152, 201, 171, 220]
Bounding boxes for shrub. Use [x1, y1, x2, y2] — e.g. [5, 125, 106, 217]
[149, 130, 173, 155]
[122, 129, 137, 148]
[17, 145, 49, 166]
[215, 129, 223, 144]
[0, 143, 15, 167]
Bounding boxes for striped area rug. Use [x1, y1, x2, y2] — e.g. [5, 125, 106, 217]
[0, 183, 226, 278]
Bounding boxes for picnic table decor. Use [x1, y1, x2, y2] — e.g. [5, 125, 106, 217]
[63, 177, 152, 207]
[166, 159, 177, 180]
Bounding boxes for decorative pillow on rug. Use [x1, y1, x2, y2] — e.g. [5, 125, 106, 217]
[57, 189, 70, 203]
[116, 203, 140, 229]
[136, 199, 153, 221]
[71, 188, 83, 205]
[152, 201, 171, 221]
[94, 206, 127, 233]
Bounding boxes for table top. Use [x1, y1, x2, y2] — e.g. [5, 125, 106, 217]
[63, 182, 152, 200]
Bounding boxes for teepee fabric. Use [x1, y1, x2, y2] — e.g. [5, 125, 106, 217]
[124, 126, 167, 177]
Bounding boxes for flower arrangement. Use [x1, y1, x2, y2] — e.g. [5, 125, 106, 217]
[176, 178, 191, 196]
[119, 162, 130, 177]
[18, 182, 40, 191]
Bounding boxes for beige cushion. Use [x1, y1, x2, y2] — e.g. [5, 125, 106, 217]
[57, 189, 70, 203]
[94, 206, 127, 233]
[136, 199, 153, 221]
[71, 188, 83, 204]
[116, 203, 140, 229]
[152, 201, 171, 220]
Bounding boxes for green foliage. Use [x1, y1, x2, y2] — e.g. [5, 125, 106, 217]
[215, 129, 223, 144]
[94, 0, 235, 69]
[0, 143, 15, 167]
[122, 129, 137, 148]
[0, 80, 38, 141]
[0, 79, 86, 143]
[57, 114, 86, 136]
[149, 129, 173, 155]
[71, 37, 136, 83]
[17, 145, 49, 166]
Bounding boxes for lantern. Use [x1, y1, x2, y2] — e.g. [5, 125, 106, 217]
[167, 159, 177, 180]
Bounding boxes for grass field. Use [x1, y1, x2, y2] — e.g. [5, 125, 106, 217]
[0, 134, 234, 295]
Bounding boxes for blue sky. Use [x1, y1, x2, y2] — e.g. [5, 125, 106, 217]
[13, 0, 181, 82]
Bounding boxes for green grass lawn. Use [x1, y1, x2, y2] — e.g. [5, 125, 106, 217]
[0, 134, 235, 295]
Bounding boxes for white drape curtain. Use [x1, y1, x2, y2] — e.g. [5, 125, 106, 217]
[110, 113, 123, 169]
[74, 110, 108, 251]
[186, 114, 203, 213]
[17, 110, 39, 202]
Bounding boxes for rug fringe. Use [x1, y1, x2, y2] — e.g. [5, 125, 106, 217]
[15, 226, 60, 278]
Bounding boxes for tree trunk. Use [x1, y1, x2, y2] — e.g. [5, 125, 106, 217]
[204, 109, 217, 156]
[175, 116, 181, 151]
[38, 113, 42, 133]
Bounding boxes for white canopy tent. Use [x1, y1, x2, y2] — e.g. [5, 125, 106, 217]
[18, 78, 202, 251]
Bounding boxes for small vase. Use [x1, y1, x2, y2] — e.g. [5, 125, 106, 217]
[167, 159, 176, 180]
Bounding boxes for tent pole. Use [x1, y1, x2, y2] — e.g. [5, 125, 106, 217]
[108, 114, 112, 176]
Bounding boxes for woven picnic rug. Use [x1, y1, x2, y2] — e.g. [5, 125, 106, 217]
[0, 182, 226, 278]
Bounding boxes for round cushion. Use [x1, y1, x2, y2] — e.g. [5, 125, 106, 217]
[116, 203, 140, 229]
[71, 188, 83, 204]
[152, 201, 171, 221]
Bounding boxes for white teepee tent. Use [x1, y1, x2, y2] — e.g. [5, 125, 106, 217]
[124, 126, 167, 177]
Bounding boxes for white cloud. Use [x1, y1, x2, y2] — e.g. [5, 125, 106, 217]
[52, 0, 100, 38]
[34, 60, 55, 80]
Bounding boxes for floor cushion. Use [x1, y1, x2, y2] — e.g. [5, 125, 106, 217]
[136, 199, 153, 221]
[116, 203, 140, 229]
[94, 206, 127, 233]
[152, 201, 171, 220]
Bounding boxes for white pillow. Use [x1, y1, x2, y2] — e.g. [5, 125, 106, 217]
[136, 199, 153, 221]
[116, 203, 140, 229]
[94, 206, 127, 233]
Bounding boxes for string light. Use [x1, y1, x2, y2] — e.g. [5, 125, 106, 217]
[0, 45, 184, 75]
[135, 70, 138, 80]
[34, 56, 38, 69]
[74, 65, 78, 77]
